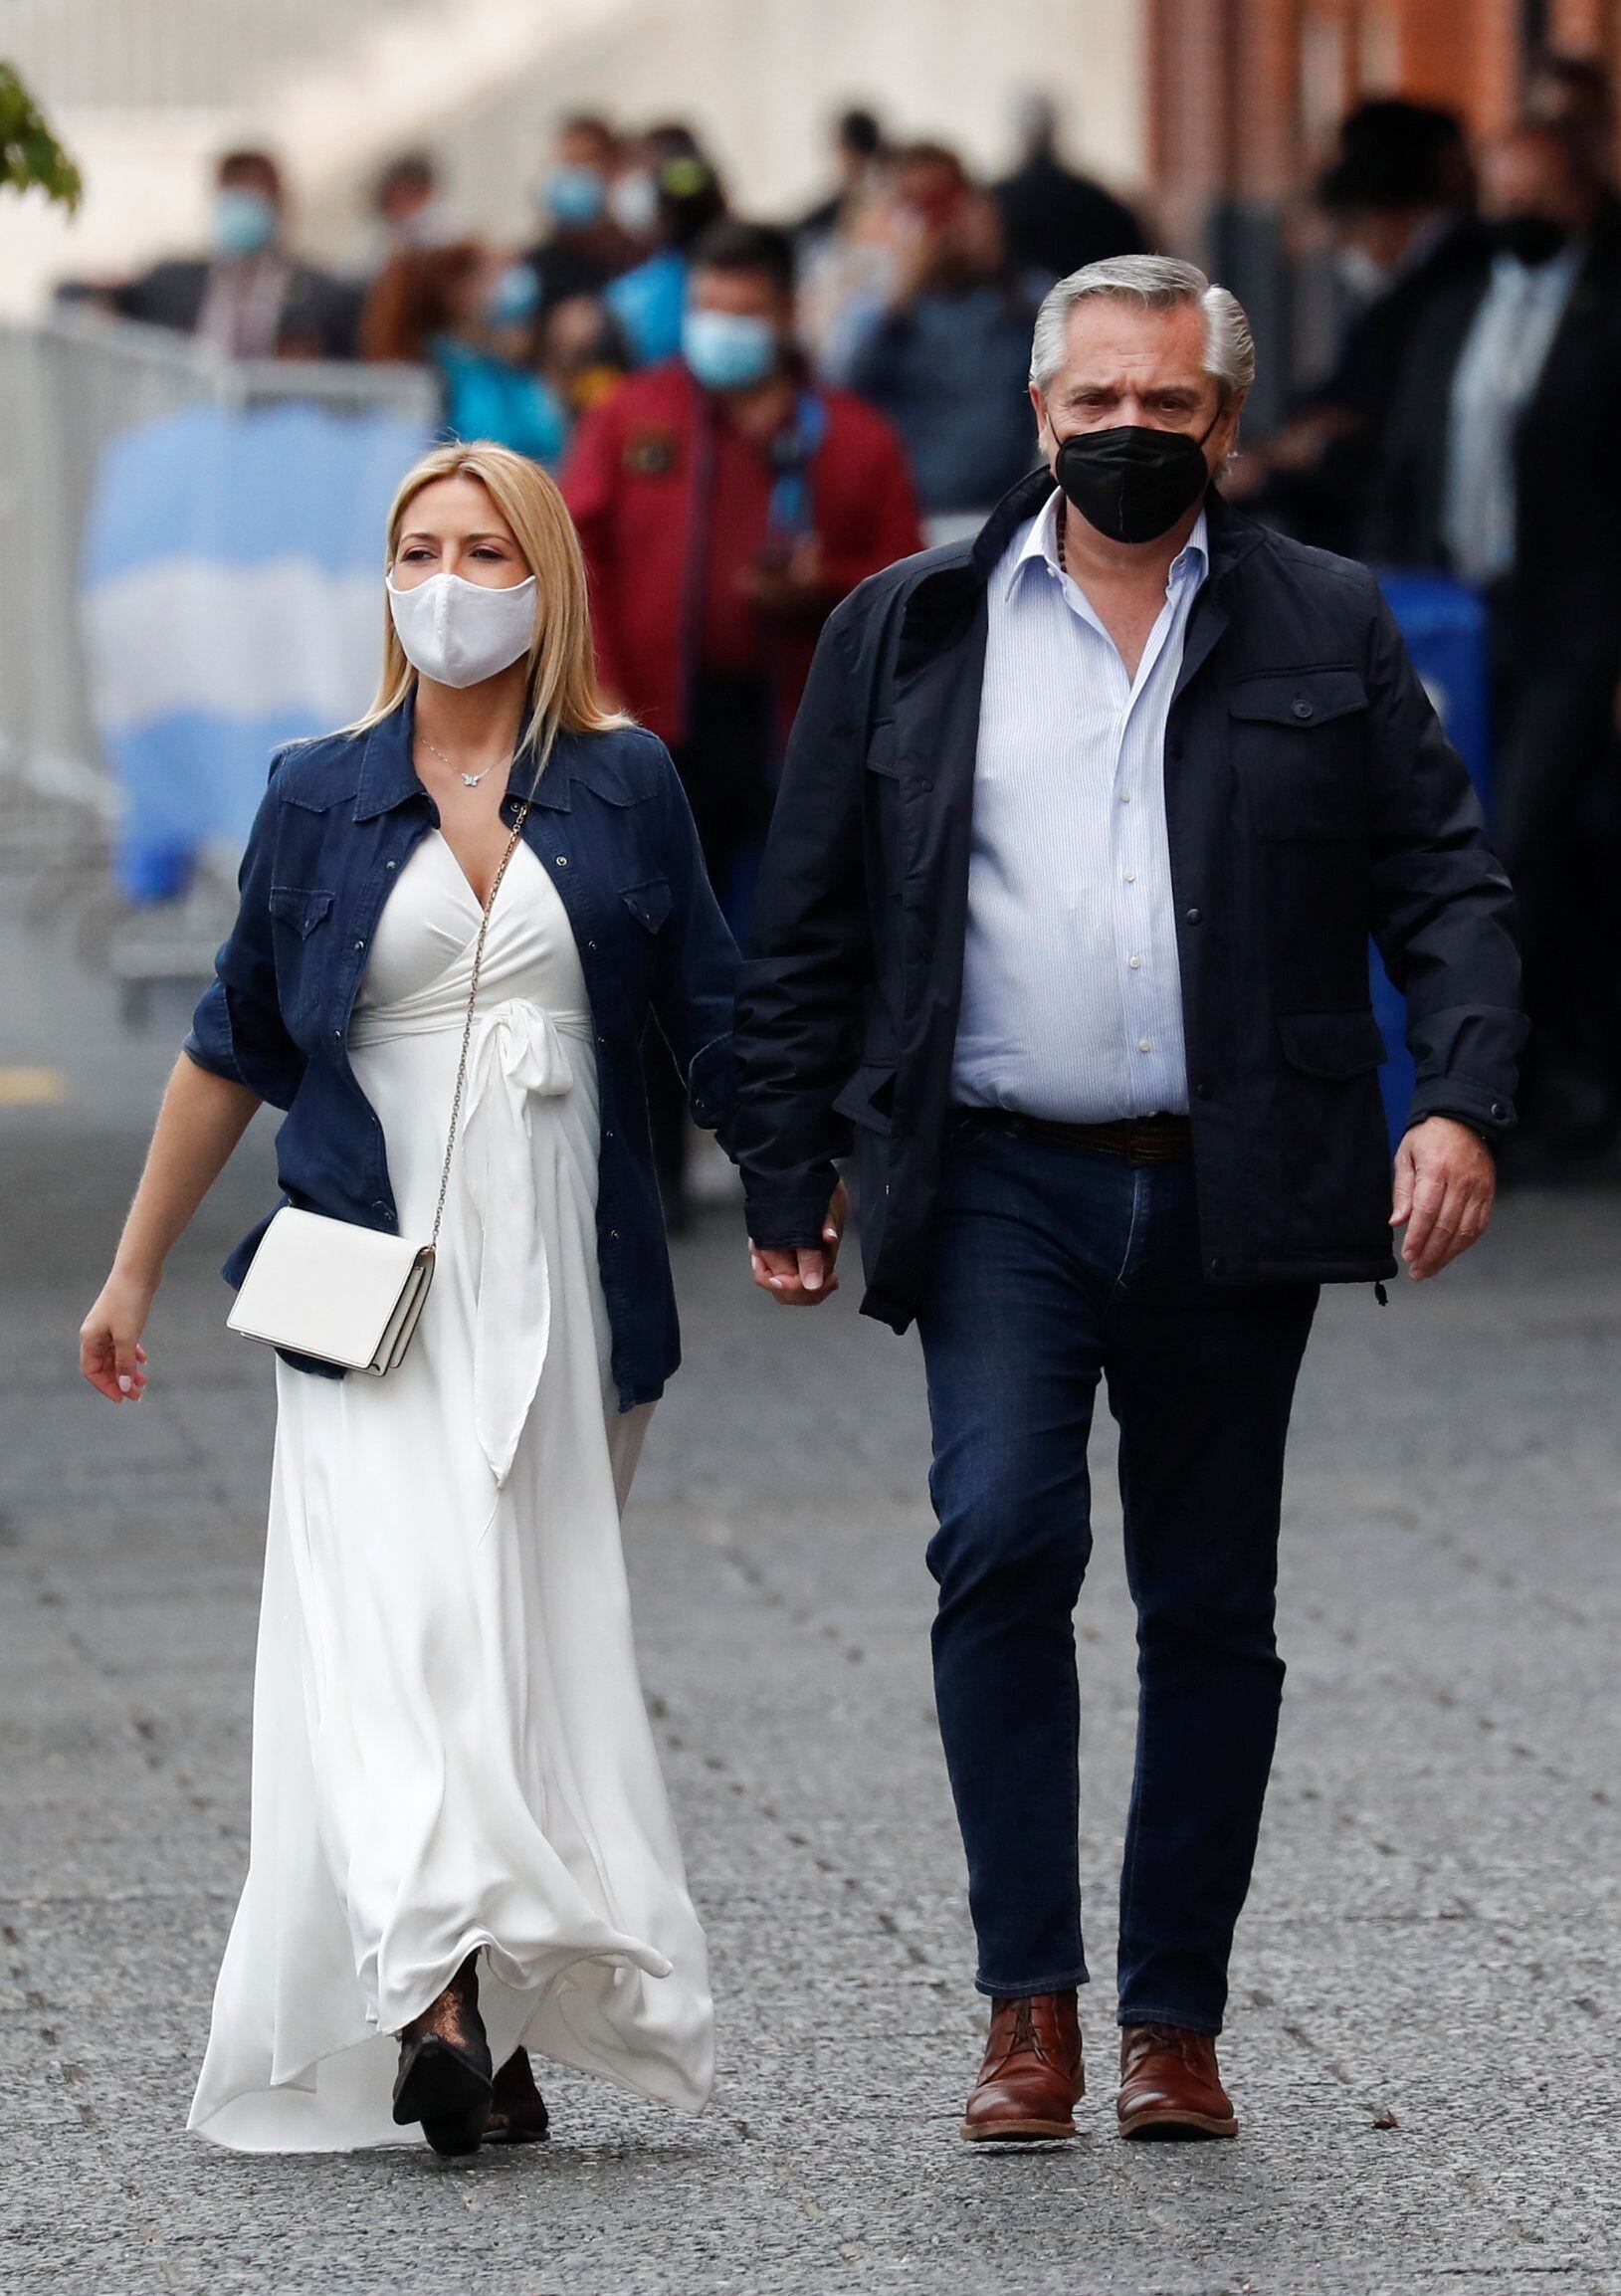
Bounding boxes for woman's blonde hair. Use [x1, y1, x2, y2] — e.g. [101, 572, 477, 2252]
[352, 439, 627, 785]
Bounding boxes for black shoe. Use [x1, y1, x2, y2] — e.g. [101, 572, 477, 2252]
[483, 2046, 550, 2145]
[392, 1956, 493, 2158]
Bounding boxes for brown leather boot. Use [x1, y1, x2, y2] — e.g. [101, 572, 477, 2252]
[1117, 2023, 1238, 2140]
[960, 1991, 1084, 2142]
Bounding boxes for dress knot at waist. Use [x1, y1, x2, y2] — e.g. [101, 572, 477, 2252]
[348, 996, 593, 1054]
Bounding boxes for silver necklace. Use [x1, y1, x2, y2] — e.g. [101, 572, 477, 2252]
[419, 731, 508, 789]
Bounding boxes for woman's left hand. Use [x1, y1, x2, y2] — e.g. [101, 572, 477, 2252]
[749, 1180, 848, 1307]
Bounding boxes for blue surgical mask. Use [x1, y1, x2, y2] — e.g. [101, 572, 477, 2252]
[683, 308, 778, 392]
[543, 164, 607, 227]
[213, 186, 279, 260]
[486, 261, 540, 327]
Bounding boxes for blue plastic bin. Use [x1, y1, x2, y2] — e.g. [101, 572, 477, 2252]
[1368, 572, 1494, 1144]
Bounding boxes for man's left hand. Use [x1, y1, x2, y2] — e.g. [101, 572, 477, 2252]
[1390, 1117, 1497, 1281]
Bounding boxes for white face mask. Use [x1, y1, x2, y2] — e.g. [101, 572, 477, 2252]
[386, 569, 536, 690]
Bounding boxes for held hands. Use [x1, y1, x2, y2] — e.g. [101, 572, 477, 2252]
[80, 1269, 156, 1402]
[1390, 1117, 1496, 1281]
[749, 1181, 848, 1307]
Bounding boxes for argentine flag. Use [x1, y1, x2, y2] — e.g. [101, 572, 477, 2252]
[80, 401, 430, 902]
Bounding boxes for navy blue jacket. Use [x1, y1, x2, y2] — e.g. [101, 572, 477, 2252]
[733, 476, 1525, 1332]
[185, 699, 739, 1407]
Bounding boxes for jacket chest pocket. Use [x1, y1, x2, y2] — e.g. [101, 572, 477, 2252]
[1230, 674, 1371, 1012]
[269, 885, 334, 938]
[621, 876, 672, 933]
[1230, 669, 1368, 841]
[268, 885, 337, 1034]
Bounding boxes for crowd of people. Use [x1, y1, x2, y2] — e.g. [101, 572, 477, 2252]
[64, 61, 1621, 1175]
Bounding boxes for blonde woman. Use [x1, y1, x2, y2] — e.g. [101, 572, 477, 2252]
[79, 443, 757, 2155]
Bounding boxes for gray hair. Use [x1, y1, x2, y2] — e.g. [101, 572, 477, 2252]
[1029, 254, 1256, 403]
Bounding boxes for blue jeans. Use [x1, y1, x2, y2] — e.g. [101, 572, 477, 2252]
[915, 1116, 1318, 2034]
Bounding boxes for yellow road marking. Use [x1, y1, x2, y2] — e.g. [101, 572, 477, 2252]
[0, 1067, 67, 1105]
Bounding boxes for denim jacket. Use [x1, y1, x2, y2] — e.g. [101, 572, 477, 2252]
[185, 697, 739, 1407]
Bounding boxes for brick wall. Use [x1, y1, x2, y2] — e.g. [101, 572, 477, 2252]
[1143, 0, 1621, 410]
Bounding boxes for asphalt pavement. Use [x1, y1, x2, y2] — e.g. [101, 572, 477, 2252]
[2, 884, 1618, 2296]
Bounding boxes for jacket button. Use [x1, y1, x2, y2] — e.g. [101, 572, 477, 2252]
[1184, 907, 1203, 926]
[1291, 698, 1314, 721]
[354, 939, 365, 952]
[1491, 1102, 1507, 1120]
[1194, 1081, 1211, 1100]
[371, 1199, 388, 1216]
[555, 855, 568, 867]
[587, 939, 598, 951]
[1210, 1255, 1225, 1274]
[609, 1229, 620, 1241]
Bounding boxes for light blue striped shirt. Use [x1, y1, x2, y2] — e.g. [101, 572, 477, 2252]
[951, 488, 1207, 1124]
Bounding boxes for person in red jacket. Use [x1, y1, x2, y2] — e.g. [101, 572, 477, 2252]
[563, 217, 920, 1219]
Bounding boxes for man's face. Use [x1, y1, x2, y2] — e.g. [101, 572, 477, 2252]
[556, 125, 613, 177]
[218, 158, 281, 211]
[1031, 298, 1240, 478]
[1480, 130, 1592, 232]
[689, 266, 788, 332]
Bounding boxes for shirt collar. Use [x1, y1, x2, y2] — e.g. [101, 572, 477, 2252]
[1006, 486, 1211, 599]
[1489, 238, 1585, 297]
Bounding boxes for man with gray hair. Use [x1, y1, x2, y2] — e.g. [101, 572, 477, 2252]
[734, 257, 1521, 2144]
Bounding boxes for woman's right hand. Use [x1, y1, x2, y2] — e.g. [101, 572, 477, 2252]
[80, 1270, 156, 1403]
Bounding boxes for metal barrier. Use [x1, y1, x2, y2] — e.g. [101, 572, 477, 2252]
[0, 310, 437, 1013]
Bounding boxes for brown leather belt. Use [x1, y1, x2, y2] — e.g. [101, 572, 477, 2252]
[960, 1108, 1194, 1164]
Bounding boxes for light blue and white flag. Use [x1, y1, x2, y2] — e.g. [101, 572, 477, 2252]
[80, 400, 429, 901]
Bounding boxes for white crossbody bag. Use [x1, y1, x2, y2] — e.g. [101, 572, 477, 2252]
[227, 800, 532, 1375]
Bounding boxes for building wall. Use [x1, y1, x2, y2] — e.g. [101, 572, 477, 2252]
[412, 0, 1145, 248]
[1143, 0, 1621, 414]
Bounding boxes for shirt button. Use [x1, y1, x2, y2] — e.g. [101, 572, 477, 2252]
[1119, 791, 1132, 804]
[1137, 1037, 1151, 1053]
[1123, 870, 1138, 884]
[1128, 954, 1142, 969]
[1185, 907, 1203, 925]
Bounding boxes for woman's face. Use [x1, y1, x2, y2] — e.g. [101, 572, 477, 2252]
[390, 476, 530, 590]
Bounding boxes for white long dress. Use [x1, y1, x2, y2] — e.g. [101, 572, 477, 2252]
[189, 829, 713, 2151]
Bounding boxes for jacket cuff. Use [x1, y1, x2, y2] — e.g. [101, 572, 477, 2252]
[1405, 1083, 1517, 1144]
[744, 1178, 840, 1251]
[182, 1012, 246, 1090]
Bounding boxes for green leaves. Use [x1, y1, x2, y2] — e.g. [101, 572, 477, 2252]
[0, 63, 82, 212]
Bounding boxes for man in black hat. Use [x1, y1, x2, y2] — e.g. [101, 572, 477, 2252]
[1237, 101, 1490, 554]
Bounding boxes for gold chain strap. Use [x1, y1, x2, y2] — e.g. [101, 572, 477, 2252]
[428, 799, 532, 1250]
